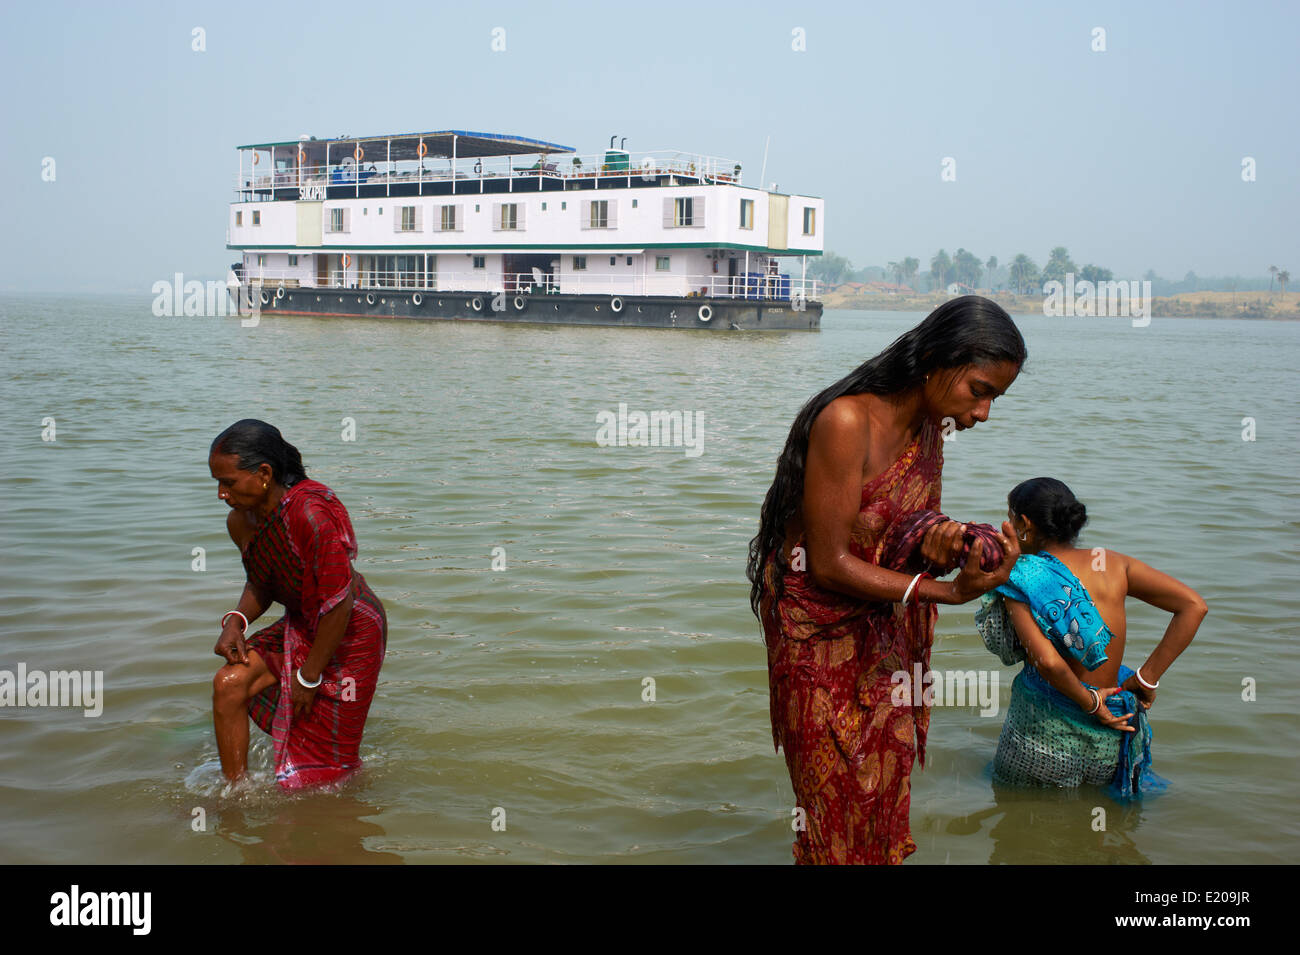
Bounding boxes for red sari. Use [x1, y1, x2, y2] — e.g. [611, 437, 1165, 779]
[760, 416, 942, 864]
[241, 479, 387, 790]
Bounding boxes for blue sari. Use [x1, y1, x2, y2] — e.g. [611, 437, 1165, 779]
[978, 553, 1167, 799]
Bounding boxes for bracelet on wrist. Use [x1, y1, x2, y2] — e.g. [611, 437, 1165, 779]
[902, 572, 926, 606]
[296, 667, 323, 689]
[221, 610, 249, 633]
[1085, 687, 1101, 715]
[1135, 667, 1159, 689]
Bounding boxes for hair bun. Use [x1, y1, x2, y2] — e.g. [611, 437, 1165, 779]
[1059, 500, 1087, 538]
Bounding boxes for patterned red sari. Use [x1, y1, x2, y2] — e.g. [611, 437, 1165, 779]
[241, 479, 387, 790]
[760, 416, 943, 864]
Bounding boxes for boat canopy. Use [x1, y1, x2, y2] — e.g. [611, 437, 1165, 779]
[238, 130, 575, 160]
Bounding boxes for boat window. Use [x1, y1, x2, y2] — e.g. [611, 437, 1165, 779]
[673, 197, 693, 227]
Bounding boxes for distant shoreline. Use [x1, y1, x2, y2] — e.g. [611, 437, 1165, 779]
[819, 288, 1300, 320]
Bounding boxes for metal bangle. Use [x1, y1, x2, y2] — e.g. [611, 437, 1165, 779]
[1085, 687, 1101, 715]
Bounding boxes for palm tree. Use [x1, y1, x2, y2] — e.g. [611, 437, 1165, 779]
[1008, 254, 1037, 295]
[986, 256, 998, 289]
[1041, 246, 1076, 286]
[1269, 265, 1278, 293]
[931, 249, 952, 292]
[902, 257, 919, 289]
[953, 248, 982, 288]
[1279, 270, 1291, 295]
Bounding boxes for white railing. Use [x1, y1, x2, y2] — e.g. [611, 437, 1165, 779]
[234, 150, 745, 201]
[237, 268, 817, 302]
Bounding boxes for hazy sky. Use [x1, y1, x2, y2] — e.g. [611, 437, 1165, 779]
[2, 0, 1295, 292]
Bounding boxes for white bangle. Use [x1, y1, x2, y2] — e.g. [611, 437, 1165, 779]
[296, 667, 323, 689]
[902, 573, 924, 606]
[1085, 687, 1101, 715]
[222, 610, 249, 633]
[1136, 667, 1159, 689]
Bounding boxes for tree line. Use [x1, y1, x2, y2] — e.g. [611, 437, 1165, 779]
[808, 247, 1114, 293]
[809, 250, 1291, 297]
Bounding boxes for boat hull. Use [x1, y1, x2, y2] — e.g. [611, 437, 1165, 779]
[234, 287, 821, 331]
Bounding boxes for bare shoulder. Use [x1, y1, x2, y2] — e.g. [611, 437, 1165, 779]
[1095, 546, 1134, 575]
[810, 395, 869, 449]
[225, 508, 256, 549]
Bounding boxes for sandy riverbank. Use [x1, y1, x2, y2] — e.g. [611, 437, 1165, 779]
[819, 288, 1300, 319]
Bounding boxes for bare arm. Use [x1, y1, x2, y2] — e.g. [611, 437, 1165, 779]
[216, 511, 273, 665]
[300, 587, 353, 684]
[1122, 553, 1207, 684]
[802, 400, 1017, 605]
[1005, 599, 1135, 732]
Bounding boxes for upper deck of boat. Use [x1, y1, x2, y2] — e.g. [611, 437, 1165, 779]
[235, 129, 748, 203]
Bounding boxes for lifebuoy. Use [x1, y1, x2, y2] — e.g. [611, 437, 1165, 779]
[260, 290, 270, 305]
[418, 141, 427, 158]
[297, 148, 305, 165]
[513, 295, 527, 312]
[354, 145, 364, 161]
[341, 253, 352, 269]
[252, 153, 260, 165]
[471, 296, 483, 312]
[412, 292, 423, 306]
[610, 296, 624, 313]
[698, 304, 713, 322]
[366, 292, 376, 306]
[275, 285, 285, 300]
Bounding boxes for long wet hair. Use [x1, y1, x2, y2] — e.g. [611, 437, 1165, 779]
[210, 419, 307, 488]
[1008, 477, 1088, 545]
[746, 296, 1026, 621]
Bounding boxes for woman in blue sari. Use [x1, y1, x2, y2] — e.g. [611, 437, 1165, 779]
[976, 478, 1207, 797]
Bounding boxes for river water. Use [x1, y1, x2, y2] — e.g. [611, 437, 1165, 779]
[1, 296, 1296, 863]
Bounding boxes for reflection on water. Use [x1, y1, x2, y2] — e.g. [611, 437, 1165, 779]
[216, 794, 404, 865]
[983, 783, 1153, 865]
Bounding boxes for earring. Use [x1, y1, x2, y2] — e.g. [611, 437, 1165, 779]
[1018, 532, 1028, 542]
[263, 482, 268, 490]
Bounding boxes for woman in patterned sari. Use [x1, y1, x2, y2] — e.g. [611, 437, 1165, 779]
[976, 477, 1206, 796]
[747, 297, 1026, 864]
[208, 420, 387, 790]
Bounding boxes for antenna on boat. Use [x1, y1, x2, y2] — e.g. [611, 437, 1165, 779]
[759, 135, 771, 192]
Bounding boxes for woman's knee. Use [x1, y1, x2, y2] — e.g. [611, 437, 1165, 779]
[212, 663, 253, 705]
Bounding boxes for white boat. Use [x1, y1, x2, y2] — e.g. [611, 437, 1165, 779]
[228, 130, 823, 330]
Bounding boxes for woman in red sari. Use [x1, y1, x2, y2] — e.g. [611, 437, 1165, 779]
[208, 420, 387, 790]
[747, 297, 1026, 864]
